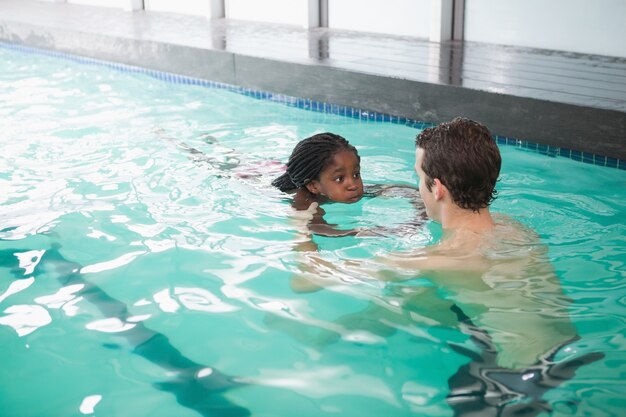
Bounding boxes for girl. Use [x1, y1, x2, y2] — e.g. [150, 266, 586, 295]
[272, 132, 365, 237]
[272, 132, 425, 238]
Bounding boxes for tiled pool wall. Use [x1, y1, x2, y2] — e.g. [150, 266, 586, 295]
[2, 41, 624, 171]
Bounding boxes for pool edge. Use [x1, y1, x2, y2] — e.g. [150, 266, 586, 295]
[1, 38, 624, 171]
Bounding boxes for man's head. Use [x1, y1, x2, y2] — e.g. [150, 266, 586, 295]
[414, 118, 501, 220]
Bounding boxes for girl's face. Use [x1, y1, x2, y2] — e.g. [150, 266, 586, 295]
[306, 150, 363, 203]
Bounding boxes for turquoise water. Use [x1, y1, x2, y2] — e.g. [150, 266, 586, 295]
[1, 46, 625, 417]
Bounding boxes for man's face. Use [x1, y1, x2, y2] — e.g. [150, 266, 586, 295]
[415, 148, 440, 222]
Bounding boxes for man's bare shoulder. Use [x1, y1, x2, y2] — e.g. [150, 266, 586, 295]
[483, 215, 542, 253]
[381, 214, 543, 273]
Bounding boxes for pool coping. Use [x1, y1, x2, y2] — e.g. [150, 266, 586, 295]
[0, 10, 624, 169]
[2, 40, 623, 171]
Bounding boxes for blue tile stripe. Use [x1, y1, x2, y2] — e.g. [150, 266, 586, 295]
[2, 41, 624, 170]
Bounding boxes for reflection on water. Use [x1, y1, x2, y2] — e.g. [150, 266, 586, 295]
[446, 305, 604, 417]
[79, 394, 102, 414]
[0, 246, 250, 417]
[281, 216, 608, 415]
[0, 45, 623, 417]
[0, 304, 51, 337]
[155, 286, 239, 314]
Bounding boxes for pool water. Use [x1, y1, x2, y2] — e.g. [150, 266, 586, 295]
[1, 45, 625, 417]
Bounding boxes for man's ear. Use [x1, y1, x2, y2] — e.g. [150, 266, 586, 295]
[305, 180, 320, 195]
[433, 179, 446, 200]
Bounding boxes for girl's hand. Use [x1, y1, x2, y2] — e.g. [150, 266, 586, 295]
[292, 202, 319, 221]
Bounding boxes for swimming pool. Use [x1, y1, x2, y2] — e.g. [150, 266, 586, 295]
[1, 44, 625, 417]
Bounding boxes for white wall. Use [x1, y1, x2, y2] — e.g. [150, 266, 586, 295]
[67, 0, 142, 11]
[60, 0, 626, 58]
[225, 0, 318, 28]
[146, 0, 205, 16]
[465, 0, 626, 57]
[329, 0, 431, 38]
[67, 0, 120, 6]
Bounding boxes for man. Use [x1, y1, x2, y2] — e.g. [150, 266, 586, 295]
[388, 117, 603, 415]
[383, 118, 579, 365]
[293, 118, 603, 415]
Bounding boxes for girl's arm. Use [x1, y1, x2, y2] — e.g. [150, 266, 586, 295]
[363, 183, 419, 197]
[301, 184, 425, 238]
[292, 191, 360, 238]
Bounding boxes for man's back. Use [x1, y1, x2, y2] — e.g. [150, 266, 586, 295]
[389, 216, 577, 369]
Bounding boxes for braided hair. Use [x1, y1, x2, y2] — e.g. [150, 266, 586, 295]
[272, 132, 359, 192]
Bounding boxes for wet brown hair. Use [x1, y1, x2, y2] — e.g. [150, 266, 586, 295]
[415, 117, 501, 212]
